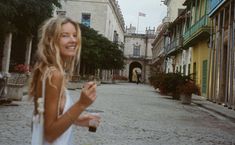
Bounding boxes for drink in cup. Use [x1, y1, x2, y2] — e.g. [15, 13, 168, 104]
[88, 113, 100, 132]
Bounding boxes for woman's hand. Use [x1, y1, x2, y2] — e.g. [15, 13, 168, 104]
[74, 113, 101, 127]
[77, 81, 97, 109]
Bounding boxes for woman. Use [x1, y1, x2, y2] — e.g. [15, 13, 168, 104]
[29, 16, 100, 144]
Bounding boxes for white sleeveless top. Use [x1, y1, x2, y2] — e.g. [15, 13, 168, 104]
[43, 90, 74, 145]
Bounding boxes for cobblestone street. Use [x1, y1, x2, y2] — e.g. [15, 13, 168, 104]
[0, 83, 235, 145]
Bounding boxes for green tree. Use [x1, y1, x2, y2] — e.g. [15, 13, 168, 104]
[13, 0, 60, 35]
[80, 24, 124, 75]
[0, 0, 60, 35]
[0, 0, 60, 71]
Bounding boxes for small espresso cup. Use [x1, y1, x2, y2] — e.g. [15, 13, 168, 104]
[88, 113, 100, 132]
[89, 120, 98, 132]
[89, 119, 100, 132]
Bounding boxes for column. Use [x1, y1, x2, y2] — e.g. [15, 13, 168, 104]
[24, 36, 32, 67]
[2, 33, 12, 74]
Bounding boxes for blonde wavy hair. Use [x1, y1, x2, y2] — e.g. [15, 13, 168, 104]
[29, 16, 81, 98]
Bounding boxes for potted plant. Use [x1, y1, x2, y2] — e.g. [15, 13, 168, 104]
[150, 72, 188, 100]
[177, 80, 200, 104]
[6, 64, 30, 100]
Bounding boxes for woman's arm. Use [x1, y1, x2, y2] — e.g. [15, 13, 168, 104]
[43, 70, 96, 143]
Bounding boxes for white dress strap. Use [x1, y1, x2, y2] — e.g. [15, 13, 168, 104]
[42, 78, 46, 102]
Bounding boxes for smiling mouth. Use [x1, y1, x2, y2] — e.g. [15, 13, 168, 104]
[66, 46, 76, 50]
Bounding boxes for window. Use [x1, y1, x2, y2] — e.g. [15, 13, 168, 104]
[57, 10, 66, 17]
[193, 62, 196, 81]
[113, 30, 118, 43]
[188, 64, 191, 75]
[202, 60, 208, 94]
[178, 9, 184, 16]
[133, 45, 140, 56]
[183, 65, 186, 75]
[81, 13, 91, 27]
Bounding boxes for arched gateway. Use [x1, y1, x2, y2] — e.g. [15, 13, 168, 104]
[129, 61, 142, 82]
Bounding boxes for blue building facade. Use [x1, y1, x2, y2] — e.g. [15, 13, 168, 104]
[209, 0, 226, 16]
[208, 0, 235, 109]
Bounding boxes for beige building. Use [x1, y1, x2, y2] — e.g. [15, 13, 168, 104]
[124, 25, 155, 83]
[163, 0, 186, 22]
[56, 0, 125, 43]
[151, 22, 168, 73]
[161, 0, 187, 73]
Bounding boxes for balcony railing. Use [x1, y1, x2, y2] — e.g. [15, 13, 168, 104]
[165, 36, 183, 55]
[127, 55, 145, 59]
[183, 15, 209, 43]
[127, 55, 151, 60]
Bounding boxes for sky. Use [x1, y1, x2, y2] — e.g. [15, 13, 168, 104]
[117, 0, 167, 34]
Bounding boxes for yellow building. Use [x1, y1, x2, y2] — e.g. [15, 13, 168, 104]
[183, 0, 211, 97]
[191, 40, 210, 96]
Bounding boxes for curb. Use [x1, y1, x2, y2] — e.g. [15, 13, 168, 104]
[191, 96, 235, 123]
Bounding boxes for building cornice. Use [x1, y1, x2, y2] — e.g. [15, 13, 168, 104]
[125, 33, 155, 39]
[109, 0, 125, 32]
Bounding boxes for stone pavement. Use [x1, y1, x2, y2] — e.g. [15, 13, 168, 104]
[0, 83, 235, 145]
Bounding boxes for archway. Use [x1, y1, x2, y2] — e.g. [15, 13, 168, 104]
[129, 61, 142, 82]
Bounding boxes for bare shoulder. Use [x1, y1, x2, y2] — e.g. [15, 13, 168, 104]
[51, 69, 63, 80]
[46, 68, 64, 89]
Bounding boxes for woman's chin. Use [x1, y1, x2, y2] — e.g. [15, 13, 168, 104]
[61, 54, 75, 60]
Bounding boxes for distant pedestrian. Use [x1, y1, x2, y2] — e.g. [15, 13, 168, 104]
[29, 17, 100, 145]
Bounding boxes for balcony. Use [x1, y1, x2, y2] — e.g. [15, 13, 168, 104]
[127, 55, 151, 60]
[165, 36, 183, 56]
[183, 15, 210, 48]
